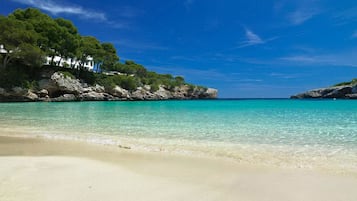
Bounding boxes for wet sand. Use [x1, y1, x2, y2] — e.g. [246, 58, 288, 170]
[1, 136, 357, 201]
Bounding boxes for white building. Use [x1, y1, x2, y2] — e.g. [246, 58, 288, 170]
[45, 56, 95, 71]
[0, 44, 95, 71]
[0, 44, 8, 54]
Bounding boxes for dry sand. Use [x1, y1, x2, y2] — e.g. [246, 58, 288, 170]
[1, 136, 357, 201]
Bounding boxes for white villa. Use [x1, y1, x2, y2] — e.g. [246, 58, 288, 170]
[44, 55, 95, 71]
[0, 44, 95, 71]
[0, 44, 9, 54]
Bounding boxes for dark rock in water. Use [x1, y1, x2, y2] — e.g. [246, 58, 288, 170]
[291, 84, 357, 99]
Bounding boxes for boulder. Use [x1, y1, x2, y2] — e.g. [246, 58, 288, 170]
[188, 87, 218, 99]
[92, 84, 105, 93]
[80, 92, 112, 101]
[25, 91, 39, 101]
[51, 94, 77, 102]
[153, 86, 172, 99]
[203, 88, 218, 99]
[109, 86, 130, 99]
[131, 88, 146, 100]
[39, 72, 84, 97]
[37, 89, 49, 97]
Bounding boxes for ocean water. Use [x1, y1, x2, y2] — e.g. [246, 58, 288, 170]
[1, 100, 357, 172]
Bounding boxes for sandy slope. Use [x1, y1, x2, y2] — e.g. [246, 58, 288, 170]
[1, 136, 357, 201]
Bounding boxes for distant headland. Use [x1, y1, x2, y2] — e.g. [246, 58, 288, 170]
[291, 79, 357, 99]
[0, 8, 217, 102]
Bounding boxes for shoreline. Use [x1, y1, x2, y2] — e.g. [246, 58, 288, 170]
[1, 128, 357, 175]
[1, 135, 357, 201]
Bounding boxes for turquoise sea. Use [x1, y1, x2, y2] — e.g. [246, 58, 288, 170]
[1, 100, 357, 172]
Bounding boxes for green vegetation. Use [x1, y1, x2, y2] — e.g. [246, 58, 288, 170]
[333, 79, 357, 87]
[0, 8, 191, 92]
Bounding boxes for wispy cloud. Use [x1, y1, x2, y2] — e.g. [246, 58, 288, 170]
[269, 73, 303, 79]
[332, 7, 357, 25]
[280, 55, 322, 63]
[275, 0, 320, 26]
[279, 51, 357, 67]
[245, 29, 264, 44]
[237, 28, 277, 48]
[11, 0, 107, 21]
[287, 9, 319, 25]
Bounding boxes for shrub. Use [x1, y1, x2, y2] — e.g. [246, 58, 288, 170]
[23, 80, 39, 90]
[0, 66, 30, 89]
[150, 82, 159, 92]
[334, 78, 357, 87]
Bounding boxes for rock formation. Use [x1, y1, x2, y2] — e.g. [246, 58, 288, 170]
[0, 72, 218, 102]
[291, 84, 357, 99]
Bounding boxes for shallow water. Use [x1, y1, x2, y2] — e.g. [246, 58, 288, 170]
[1, 100, 357, 172]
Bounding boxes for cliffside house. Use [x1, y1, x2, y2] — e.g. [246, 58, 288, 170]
[45, 55, 95, 71]
[0, 44, 95, 71]
[0, 44, 9, 54]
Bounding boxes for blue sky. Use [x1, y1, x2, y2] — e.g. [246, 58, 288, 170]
[1, 0, 357, 98]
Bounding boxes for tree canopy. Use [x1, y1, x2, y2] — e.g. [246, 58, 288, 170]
[0, 8, 188, 91]
[0, 15, 43, 68]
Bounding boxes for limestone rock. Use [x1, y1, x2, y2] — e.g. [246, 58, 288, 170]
[25, 91, 39, 101]
[0, 70, 219, 102]
[51, 94, 77, 102]
[37, 89, 49, 97]
[80, 92, 113, 101]
[203, 88, 218, 99]
[109, 86, 130, 99]
[291, 85, 355, 99]
[131, 87, 160, 100]
[92, 84, 105, 93]
[153, 86, 173, 99]
[39, 72, 84, 97]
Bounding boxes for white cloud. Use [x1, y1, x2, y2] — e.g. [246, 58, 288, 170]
[287, 9, 318, 25]
[237, 29, 264, 48]
[279, 51, 357, 67]
[11, 0, 107, 21]
[237, 28, 277, 48]
[280, 55, 322, 63]
[245, 29, 264, 44]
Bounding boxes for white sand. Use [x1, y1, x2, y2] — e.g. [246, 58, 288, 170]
[1, 136, 357, 201]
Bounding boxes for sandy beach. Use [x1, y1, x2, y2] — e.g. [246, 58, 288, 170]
[0, 136, 356, 201]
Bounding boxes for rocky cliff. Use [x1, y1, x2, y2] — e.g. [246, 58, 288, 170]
[291, 84, 357, 99]
[0, 72, 218, 102]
